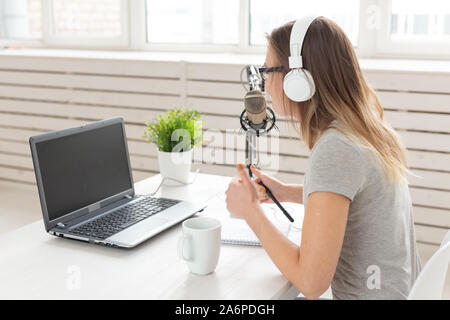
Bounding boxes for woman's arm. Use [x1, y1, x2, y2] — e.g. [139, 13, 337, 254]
[283, 184, 304, 204]
[225, 165, 349, 299]
[245, 191, 349, 299]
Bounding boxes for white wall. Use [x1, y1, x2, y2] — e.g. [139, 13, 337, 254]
[0, 51, 448, 247]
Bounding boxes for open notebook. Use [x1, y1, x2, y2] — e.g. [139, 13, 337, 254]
[221, 204, 303, 246]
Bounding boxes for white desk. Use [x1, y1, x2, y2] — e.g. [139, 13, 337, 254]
[0, 173, 303, 299]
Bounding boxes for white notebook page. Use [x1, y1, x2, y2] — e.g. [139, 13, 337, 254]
[220, 203, 303, 246]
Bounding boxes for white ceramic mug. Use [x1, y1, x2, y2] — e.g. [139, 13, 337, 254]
[178, 217, 221, 275]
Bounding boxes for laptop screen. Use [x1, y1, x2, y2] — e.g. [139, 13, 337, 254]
[35, 122, 133, 222]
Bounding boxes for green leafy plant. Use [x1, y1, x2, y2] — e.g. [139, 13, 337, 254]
[143, 107, 203, 152]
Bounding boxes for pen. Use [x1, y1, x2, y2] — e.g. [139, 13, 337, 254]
[257, 180, 295, 223]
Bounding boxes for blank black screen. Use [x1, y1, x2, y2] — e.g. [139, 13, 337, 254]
[36, 123, 132, 221]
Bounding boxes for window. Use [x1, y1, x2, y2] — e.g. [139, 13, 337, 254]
[0, 0, 449, 59]
[390, 0, 450, 41]
[43, 0, 129, 48]
[51, 0, 122, 37]
[145, 0, 240, 45]
[376, 0, 450, 57]
[250, 0, 360, 46]
[0, 0, 42, 40]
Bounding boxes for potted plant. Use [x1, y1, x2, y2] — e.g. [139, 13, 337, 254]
[143, 108, 202, 184]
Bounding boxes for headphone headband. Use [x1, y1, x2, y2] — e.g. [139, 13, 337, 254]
[289, 16, 319, 69]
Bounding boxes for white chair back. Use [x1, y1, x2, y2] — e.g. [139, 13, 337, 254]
[408, 229, 450, 300]
[441, 230, 450, 249]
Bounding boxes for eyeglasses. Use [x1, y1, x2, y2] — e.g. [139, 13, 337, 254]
[258, 66, 285, 80]
[257, 66, 285, 91]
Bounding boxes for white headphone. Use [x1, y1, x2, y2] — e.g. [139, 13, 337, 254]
[283, 16, 319, 102]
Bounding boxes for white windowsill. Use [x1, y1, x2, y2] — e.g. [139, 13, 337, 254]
[0, 48, 450, 74]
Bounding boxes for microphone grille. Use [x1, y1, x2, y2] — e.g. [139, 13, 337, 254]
[244, 91, 267, 125]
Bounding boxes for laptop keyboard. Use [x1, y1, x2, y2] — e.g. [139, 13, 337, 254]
[69, 196, 180, 240]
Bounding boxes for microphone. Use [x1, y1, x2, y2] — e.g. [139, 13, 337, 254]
[240, 65, 276, 135]
[244, 65, 267, 126]
[244, 91, 267, 126]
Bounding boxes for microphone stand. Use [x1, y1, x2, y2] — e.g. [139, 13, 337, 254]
[240, 110, 295, 223]
[245, 131, 257, 177]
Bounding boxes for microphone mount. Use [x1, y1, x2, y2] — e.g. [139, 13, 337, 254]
[239, 107, 276, 137]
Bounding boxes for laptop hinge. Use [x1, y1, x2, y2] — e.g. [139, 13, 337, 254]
[58, 194, 135, 228]
[88, 202, 101, 213]
[86, 194, 134, 214]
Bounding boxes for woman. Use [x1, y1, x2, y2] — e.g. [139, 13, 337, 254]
[225, 17, 421, 300]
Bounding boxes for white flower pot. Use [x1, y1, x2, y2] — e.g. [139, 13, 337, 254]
[157, 149, 193, 185]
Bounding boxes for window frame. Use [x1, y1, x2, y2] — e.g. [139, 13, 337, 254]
[0, 0, 449, 60]
[0, 38, 43, 48]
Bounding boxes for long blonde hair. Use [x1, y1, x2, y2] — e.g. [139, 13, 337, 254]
[267, 17, 408, 182]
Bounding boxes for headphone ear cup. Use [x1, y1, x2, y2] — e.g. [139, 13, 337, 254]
[283, 69, 316, 102]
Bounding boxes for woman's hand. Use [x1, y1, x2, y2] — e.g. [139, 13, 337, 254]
[225, 164, 261, 220]
[250, 165, 288, 203]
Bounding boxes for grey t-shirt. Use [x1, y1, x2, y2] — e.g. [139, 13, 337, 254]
[303, 129, 421, 300]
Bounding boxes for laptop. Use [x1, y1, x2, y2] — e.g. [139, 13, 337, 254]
[29, 117, 206, 248]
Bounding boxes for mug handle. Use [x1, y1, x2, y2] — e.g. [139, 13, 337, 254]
[178, 234, 192, 261]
